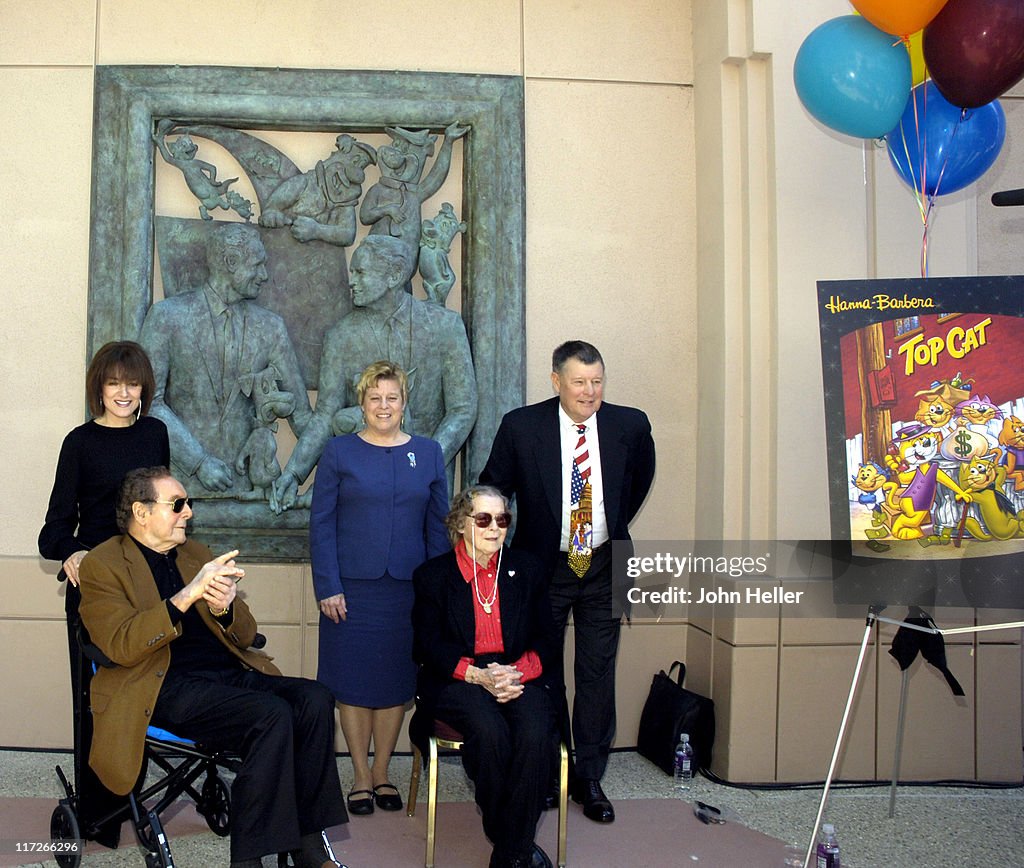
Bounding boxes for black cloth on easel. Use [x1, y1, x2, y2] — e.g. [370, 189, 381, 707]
[888, 608, 965, 697]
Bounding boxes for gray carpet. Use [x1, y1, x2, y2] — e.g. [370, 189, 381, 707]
[2, 750, 1022, 866]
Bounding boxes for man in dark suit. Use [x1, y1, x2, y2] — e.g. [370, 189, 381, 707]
[480, 341, 656, 823]
[79, 466, 347, 868]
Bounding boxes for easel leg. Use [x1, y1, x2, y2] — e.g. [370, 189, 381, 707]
[803, 614, 876, 868]
[888, 667, 911, 818]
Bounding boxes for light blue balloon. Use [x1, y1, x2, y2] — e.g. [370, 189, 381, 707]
[794, 16, 912, 138]
[886, 81, 1006, 196]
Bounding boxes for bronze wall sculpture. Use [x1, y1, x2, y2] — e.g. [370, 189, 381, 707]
[88, 66, 525, 559]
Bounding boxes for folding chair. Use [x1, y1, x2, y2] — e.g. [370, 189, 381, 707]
[407, 717, 568, 868]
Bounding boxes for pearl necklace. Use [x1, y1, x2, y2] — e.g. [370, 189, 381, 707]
[471, 535, 501, 615]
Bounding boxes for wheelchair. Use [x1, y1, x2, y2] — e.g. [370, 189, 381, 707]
[49, 629, 263, 868]
[51, 726, 239, 868]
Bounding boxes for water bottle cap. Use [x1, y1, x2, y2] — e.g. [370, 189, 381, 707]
[822, 823, 835, 834]
[681, 733, 689, 741]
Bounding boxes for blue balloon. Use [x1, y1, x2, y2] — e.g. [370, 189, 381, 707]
[885, 81, 1006, 196]
[794, 16, 912, 138]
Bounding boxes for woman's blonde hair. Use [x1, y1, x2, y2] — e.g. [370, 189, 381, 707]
[355, 360, 409, 405]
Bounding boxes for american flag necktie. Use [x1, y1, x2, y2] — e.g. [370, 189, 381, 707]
[568, 424, 593, 577]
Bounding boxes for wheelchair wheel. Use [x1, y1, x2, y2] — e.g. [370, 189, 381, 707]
[144, 851, 168, 868]
[49, 802, 82, 868]
[136, 818, 174, 868]
[200, 773, 231, 836]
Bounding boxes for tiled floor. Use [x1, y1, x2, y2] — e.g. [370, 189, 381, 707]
[2, 748, 1022, 867]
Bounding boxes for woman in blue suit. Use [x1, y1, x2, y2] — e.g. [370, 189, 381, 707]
[310, 360, 449, 815]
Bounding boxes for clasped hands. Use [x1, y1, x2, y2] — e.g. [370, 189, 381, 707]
[172, 549, 244, 615]
[468, 662, 524, 703]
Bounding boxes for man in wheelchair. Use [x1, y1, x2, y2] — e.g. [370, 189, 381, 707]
[78, 466, 349, 868]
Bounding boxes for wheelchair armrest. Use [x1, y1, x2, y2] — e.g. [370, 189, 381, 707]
[75, 622, 117, 669]
[82, 641, 117, 669]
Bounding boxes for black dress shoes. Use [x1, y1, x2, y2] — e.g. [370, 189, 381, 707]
[572, 778, 615, 823]
[526, 844, 553, 868]
[490, 844, 553, 868]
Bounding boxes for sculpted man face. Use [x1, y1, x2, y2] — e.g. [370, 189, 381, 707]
[348, 235, 415, 309]
[551, 341, 605, 424]
[208, 224, 268, 304]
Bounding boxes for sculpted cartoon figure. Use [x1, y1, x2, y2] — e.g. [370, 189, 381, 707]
[884, 423, 973, 541]
[419, 202, 467, 305]
[234, 365, 297, 496]
[359, 123, 469, 250]
[260, 134, 377, 247]
[152, 121, 252, 222]
[957, 451, 1024, 541]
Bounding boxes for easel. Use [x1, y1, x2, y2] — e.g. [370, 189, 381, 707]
[801, 607, 1024, 868]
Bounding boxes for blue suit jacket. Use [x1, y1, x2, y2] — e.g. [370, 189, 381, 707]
[309, 434, 449, 598]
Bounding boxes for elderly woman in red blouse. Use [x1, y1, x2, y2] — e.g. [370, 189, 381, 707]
[412, 485, 558, 868]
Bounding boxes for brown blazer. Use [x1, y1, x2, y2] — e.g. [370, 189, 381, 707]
[78, 534, 280, 795]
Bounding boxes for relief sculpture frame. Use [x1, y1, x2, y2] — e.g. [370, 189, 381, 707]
[88, 65, 525, 560]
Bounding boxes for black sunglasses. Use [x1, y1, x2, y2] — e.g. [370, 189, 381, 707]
[472, 511, 512, 529]
[147, 497, 194, 513]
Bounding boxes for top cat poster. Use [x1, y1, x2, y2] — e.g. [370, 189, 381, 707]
[817, 276, 1024, 610]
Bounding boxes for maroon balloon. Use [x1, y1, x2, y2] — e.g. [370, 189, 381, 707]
[924, 0, 1024, 108]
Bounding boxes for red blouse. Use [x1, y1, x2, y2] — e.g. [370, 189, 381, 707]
[451, 539, 542, 683]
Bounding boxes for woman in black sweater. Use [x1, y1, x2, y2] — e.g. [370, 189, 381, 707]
[39, 340, 169, 846]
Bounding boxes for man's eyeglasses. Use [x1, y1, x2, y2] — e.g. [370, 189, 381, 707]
[146, 497, 194, 513]
[471, 512, 512, 529]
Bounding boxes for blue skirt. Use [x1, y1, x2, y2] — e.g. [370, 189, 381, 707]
[316, 572, 416, 707]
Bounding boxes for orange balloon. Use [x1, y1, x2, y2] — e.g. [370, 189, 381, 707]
[850, 0, 950, 37]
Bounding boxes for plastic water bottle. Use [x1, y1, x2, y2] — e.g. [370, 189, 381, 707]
[816, 822, 840, 868]
[673, 732, 693, 792]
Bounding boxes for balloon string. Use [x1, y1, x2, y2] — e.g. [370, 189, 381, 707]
[921, 202, 932, 278]
[895, 88, 929, 226]
[883, 125, 930, 277]
[929, 110, 965, 200]
[886, 100, 927, 226]
[915, 86, 931, 277]
[917, 84, 928, 221]
[889, 133, 926, 225]
[920, 110, 966, 278]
